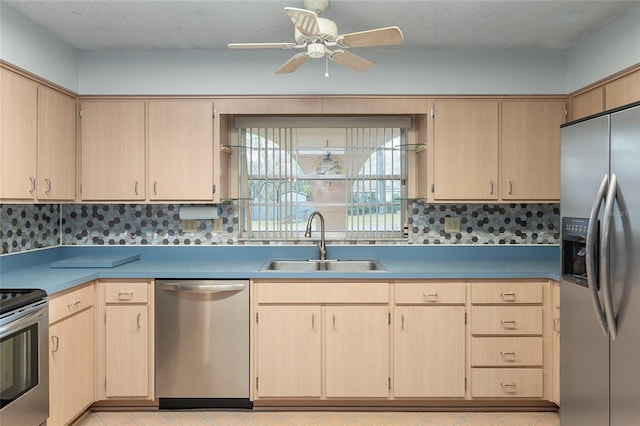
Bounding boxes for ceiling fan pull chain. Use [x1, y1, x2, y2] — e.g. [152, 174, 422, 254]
[325, 54, 330, 77]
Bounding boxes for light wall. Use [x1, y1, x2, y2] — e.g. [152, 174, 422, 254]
[1, 4, 639, 94]
[566, 5, 640, 92]
[0, 4, 79, 91]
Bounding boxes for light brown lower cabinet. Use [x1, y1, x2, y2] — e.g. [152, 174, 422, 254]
[48, 284, 95, 426]
[256, 305, 322, 398]
[96, 279, 154, 401]
[253, 279, 556, 407]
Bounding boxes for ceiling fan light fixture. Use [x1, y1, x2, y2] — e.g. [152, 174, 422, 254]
[307, 43, 325, 59]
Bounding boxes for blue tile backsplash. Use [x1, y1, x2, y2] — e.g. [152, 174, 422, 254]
[1, 202, 559, 254]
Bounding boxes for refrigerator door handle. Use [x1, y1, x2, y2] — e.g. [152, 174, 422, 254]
[586, 173, 609, 338]
[601, 173, 618, 341]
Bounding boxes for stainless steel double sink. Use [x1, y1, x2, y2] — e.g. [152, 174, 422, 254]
[260, 259, 386, 272]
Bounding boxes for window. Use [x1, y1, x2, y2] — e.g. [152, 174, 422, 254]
[236, 117, 409, 242]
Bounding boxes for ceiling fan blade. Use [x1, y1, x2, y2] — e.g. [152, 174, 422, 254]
[329, 50, 376, 73]
[228, 42, 299, 49]
[275, 53, 310, 74]
[337, 26, 404, 48]
[284, 7, 320, 36]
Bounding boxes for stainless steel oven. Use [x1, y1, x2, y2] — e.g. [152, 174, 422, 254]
[0, 289, 49, 426]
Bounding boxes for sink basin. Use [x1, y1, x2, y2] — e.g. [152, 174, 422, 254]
[261, 259, 386, 272]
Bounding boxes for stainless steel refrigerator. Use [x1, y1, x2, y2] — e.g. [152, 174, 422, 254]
[560, 102, 640, 425]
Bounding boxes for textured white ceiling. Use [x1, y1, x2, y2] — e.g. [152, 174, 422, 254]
[2, 0, 640, 51]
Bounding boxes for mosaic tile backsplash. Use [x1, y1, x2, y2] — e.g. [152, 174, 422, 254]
[408, 202, 559, 245]
[1, 203, 559, 254]
[1, 204, 60, 254]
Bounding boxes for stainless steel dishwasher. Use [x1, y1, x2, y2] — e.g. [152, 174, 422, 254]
[155, 279, 251, 409]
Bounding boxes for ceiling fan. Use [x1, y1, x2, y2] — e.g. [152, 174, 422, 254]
[227, 0, 404, 75]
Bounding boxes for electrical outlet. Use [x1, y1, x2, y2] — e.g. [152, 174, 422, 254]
[444, 217, 460, 233]
[182, 219, 197, 233]
[213, 218, 223, 232]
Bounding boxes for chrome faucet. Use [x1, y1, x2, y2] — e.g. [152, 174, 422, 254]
[304, 211, 326, 261]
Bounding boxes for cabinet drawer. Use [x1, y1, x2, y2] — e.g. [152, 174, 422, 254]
[105, 281, 149, 304]
[256, 281, 389, 304]
[471, 306, 542, 336]
[395, 281, 465, 304]
[471, 337, 543, 367]
[49, 283, 94, 324]
[471, 282, 543, 305]
[471, 368, 543, 398]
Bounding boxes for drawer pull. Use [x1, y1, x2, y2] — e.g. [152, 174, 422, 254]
[500, 351, 516, 358]
[118, 291, 134, 300]
[500, 320, 516, 329]
[501, 382, 517, 392]
[67, 301, 81, 312]
[423, 292, 438, 301]
[500, 292, 516, 300]
[51, 336, 59, 353]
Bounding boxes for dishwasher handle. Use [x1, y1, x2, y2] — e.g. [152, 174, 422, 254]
[159, 282, 245, 293]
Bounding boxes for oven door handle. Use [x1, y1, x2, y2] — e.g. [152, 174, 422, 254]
[159, 282, 245, 293]
[586, 173, 609, 338]
[0, 302, 47, 338]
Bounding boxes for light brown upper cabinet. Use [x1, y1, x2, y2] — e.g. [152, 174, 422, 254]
[605, 69, 640, 111]
[431, 100, 500, 202]
[38, 86, 77, 201]
[501, 100, 566, 201]
[79, 100, 146, 201]
[570, 87, 604, 121]
[148, 100, 214, 201]
[1, 68, 38, 200]
[1, 68, 76, 202]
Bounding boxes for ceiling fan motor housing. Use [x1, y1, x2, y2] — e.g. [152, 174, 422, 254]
[294, 17, 338, 44]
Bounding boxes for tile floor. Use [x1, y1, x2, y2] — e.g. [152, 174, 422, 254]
[75, 410, 560, 426]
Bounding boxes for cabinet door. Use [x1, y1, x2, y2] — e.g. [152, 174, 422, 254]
[394, 306, 465, 397]
[552, 281, 560, 405]
[0, 68, 37, 200]
[105, 305, 149, 397]
[432, 100, 499, 201]
[148, 101, 214, 200]
[256, 305, 321, 398]
[49, 308, 94, 426]
[38, 86, 76, 201]
[325, 305, 389, 398]
[80, 101, 145, 201]
[501, 101, 565, 201]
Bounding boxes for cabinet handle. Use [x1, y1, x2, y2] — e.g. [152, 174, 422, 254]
[500, 292, 516, 300]
[500, 320, 516, 328]
[332, 314, 336, 330]
[500, 351, 516, 357]
[500, 382, 517, 390]
[51, 336, 59, 352]
[29, 176, 36, 193]
[554, 317, 560, 332]
[135, 181, 139, 195]
[490, 180, 494, 194]
[154, 181, 158, 195]
[45, 178, 52, 194]
[401, 314, 405, 330]
[137, 313, 141, 329]
[67, 301, 81, 312]
[312, 314, 315, 329]
[118, 291, 134, 300]
[508, 180, 513, 195]
[423, 292, 438, 302]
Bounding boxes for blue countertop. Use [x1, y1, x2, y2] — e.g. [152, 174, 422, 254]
[0, 245, 560, 296]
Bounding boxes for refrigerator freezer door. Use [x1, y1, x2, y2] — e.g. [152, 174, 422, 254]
[609, 105, 640, 426]
[560, 115, 610, 426]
